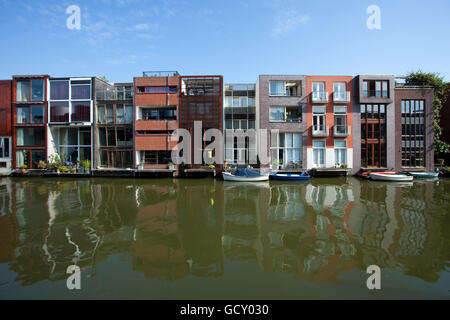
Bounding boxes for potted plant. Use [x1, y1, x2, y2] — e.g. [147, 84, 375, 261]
[168, 162, 174, 170]
[49, 154, 62, 172]
[82, 159, 91, 174]
[60, 166, 69, 173]
[138, 162, 144, 170]
[20, 164, 28, 173]
[70, 167, 77, 173]
[209, 164, 215, 170]
[340, 164, 348, 169]
[37, 161, 47, 170]
[335, 162, 340, 168]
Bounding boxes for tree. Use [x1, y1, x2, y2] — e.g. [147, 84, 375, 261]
[405, 71, 450, 154]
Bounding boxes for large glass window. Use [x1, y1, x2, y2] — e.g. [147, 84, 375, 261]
[71, 83, 91, 99]
[16, 128, 45, 146]
[71, 101, 90, 122]
[334, 140, 347, 165]
[401, 100, 425, 167]
[312, 140, 325, 167]
[270, 132, 302, 169]
[16, 80, 30, 102]
[50, 81, 69, 100]
[333, 82, 347, 101]
[16, 106, 30, 124]
[50, 102, 69, 122]
[141, 108, 177, 120]
[31, 80, 44, 101]
[57, 128, 91, 163]
[270, 81, 285, 96]
[270, 106, 301, 122]
[0, 137, 10, 158]
[16, 106, 44, 123]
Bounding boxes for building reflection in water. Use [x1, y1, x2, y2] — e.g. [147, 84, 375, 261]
[0, 176, 447, 287]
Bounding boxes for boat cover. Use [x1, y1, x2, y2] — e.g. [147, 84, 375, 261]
[234, 168, 263, 177]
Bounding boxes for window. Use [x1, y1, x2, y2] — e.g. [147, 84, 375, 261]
[138, 86, 177, 93]
[334, 140, 347, 165]
[312, 82, 325, 99]
[16, 150, 45, 168]
[16, 105, 44, 124]
[50, 102, 69, 122]
[312, 140, 326, 167]
[334, 106, 347, 135]
[312, 106, 326, 133]
[401, 100, 425, 167]
[16, 80, 30, 102]
[269, 81, 301, 96]
[142, 151, 172, 165]
[57, 128, 91, 163]
[50, 81, 69, 100]
[71, 101, 90, 122]
[0, 137, 10, 158]
[270, 106, 301, 122]
[362, 80, 389, 98]
[333, 82, 347, 101]
[71, 83, 90, 99]
[16, 128, 45, 146]
[31, 80, 44, 101]
[141, 108, 177, 120]
[270, 132, 302, 169]
[270, 81, 285, 96]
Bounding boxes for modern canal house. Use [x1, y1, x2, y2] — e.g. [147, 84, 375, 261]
[94, 82, 134, 169]
[394, 83, 434, 172]
[306, 75, 354, 173]
[12, 75, 49, 169]
[179, 75, 223, 174]
[223, 83, 256, 166]
[133, 71, 179, 171]
[256, 75, 306, 170]
[47, 77, 100, 169]
[357, 75, 396, 171]
[0, 80, 12, 175]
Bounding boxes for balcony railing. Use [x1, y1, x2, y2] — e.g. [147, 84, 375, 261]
[96, 90, 133, 101]
[334, 125, 351, 137]
[312, 125, 329, 137]
[143, 71, 180, 77]
[312, 91, 328, 103]
[362, 90, 389, 98]
[333, 91, 351, 102]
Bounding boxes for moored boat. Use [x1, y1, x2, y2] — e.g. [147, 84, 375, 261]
[270, 173, 310, 181]
[369, 172, 413, 181]
[400, 171, 439, 179]
[222, 168, 269, 182]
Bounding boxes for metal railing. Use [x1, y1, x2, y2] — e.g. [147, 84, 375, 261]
[334, 125, 351, 137]
[333, 91, 350, 102]
[312, 125, 329, 137]
[142, 71, 180, 77]
[96, 90, 133, 100]
[312, 91, 328, 102]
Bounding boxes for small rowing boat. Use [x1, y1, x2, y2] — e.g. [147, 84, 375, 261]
[399, 171, 439, 179]
[369, 172, 413, 181]
[270, 173, 310, 181]
[222, 168, 269, 182]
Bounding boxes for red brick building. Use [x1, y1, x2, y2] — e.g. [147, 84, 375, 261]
[0, 80, 12, 172]
[134, 71, 180, 170]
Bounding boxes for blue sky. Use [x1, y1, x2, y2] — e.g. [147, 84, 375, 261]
[0, 0, 449, 83]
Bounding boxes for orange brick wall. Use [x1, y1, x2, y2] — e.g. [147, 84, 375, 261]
[306, 76, 354, 149]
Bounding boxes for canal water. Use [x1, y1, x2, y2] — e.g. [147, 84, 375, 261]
[0, 177, 448, 299]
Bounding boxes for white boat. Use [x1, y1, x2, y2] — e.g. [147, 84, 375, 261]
[222, 172, 269, 182]
[222, 168, 269, 182]
[369, 172, 413, 181]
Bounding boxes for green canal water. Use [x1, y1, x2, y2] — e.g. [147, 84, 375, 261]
[0, 176, 448, 300]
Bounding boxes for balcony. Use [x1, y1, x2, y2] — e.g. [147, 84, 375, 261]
[312, 125, 329, 137]
[142, 71, 180, 77]
[312, 91, 328, 103]
[333, 125, 351, 137]
[333, 91, 351, 103]
[96, 90, 133, 101]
